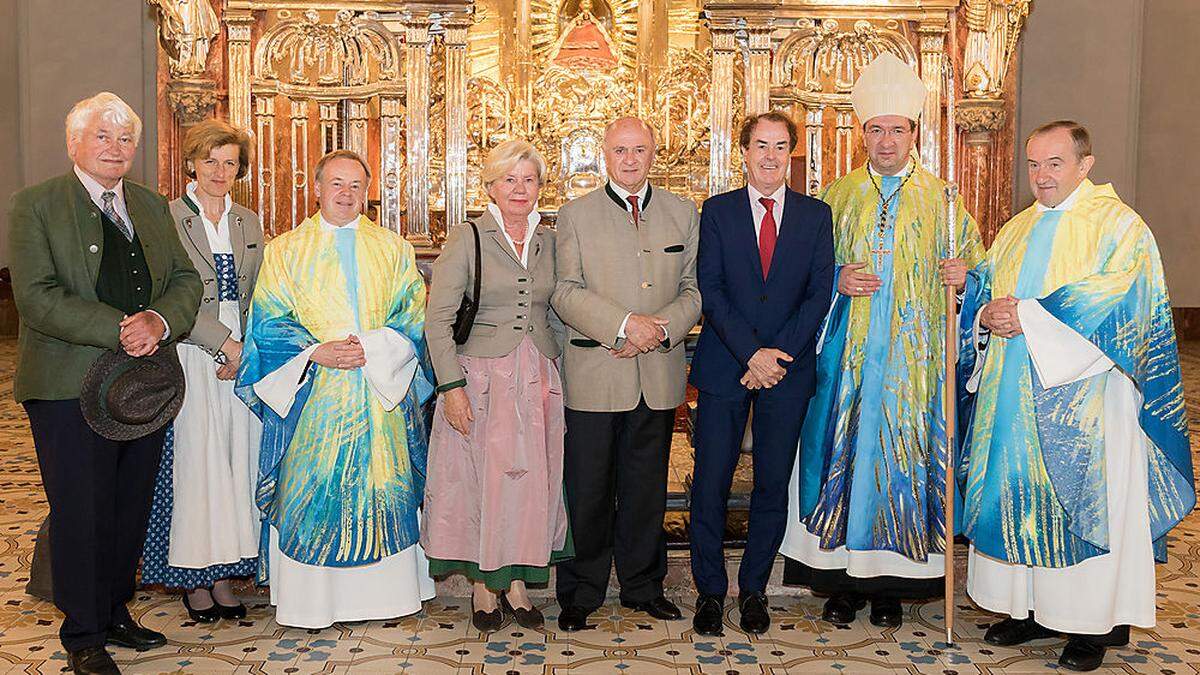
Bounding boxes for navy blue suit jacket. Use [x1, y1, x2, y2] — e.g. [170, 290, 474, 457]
[688, 186, 834, 400]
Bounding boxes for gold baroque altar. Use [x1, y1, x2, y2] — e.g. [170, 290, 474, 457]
[151, 0, 1031, 248]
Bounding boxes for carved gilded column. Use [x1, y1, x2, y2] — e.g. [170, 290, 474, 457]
[443, 18, 470, 233]
[635, 0, 668, 114]
[959, 0, 1032, 241]
[708, 24, 738, 196]
[957, 101, 1006, 241]
[835, 107, 854, 178]
[346, 99, 370, 158]
[804, 105, 825, 195]
[402, 15, 433, 247]
[318, 102, 340, 154]
[225, 13, 254, 205]
[918, 22, 947, 176]
[514, 0, 533, 136]
[289, 99, 310, 229]
[744, 22, 773, 117]
[379, 95, 405, 235]
[254, 95, 277, 236]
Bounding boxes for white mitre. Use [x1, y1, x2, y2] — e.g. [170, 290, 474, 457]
[850, 52, 928, 124]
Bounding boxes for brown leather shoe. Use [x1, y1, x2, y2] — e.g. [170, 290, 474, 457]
[501, 593, 544, 629]
[68, 645, 120, 675]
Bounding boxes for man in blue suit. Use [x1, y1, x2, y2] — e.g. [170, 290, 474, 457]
[688, 112, 834, 636]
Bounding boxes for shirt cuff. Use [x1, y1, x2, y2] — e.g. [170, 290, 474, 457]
[617, 312, 632, 339]
[147, 310, 171, 341]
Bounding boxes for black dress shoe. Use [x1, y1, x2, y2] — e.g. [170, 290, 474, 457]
[738, 592, 770, 634]
[1059, 636, 1106, 672]
[693, 595, 724, 636]
[106, 620, 166, 652]
[557, 605, 594, 632]
[621, 596, 682, 621]
[471, 599, 505, 633]
[869, 597, 902, 628]
[215, 601, 247, 620]
[501, 593, 544, 629]
[182, 594, 220, 623]
[821, 594, 866, 625]
[68, 646, 120, 675]
[984, 616, 1058, 646]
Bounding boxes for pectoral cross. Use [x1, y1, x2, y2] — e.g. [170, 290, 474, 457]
[871, 206, 893, 269]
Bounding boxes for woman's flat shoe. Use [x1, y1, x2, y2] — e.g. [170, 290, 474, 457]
[471, 597, 504, 632]
[215, 601, 247, 620]
[182, 593, 220, 623]
[501, 593, 544, 629]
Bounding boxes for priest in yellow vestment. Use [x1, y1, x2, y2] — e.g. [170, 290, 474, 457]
[237, 150, 436, 628]
[962, 121, 1193, 672]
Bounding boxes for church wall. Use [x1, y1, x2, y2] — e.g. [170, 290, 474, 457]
[1135, 0, 1200, 308]
[1014, 0, 1144, 211]
[0, 0, 21, 270]
[0, 0, 159, 270]
[1016, 0, 1200, 310]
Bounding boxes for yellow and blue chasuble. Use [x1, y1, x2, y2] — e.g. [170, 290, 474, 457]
[960, 180, 1194, 567]
[796, 163, 985, 562]
[237, 214, 433, 581]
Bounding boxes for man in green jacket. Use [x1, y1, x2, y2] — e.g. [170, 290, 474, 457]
[8, 92, 201, 675]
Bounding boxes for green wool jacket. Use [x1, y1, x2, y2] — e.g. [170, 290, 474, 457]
[7, 172, 203, 402]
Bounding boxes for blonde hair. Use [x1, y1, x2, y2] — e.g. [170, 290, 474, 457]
[65, 92, 142, 146]
[182, 119, 252, 179]
[480, 140, 547, 188]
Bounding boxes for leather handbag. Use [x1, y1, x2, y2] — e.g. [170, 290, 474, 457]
[451, 221, 482, 345]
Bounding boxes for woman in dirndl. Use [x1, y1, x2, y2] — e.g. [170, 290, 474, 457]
[422, 139, 570, 632]
[141, 119, 264, 622]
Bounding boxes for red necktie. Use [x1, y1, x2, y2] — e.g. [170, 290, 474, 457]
[627, 195, 640, 228]
[758, 197, 776, 279]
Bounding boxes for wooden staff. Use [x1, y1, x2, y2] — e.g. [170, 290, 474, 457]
[943, 13, 960, 646]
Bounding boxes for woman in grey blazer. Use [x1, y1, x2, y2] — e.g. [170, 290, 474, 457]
[140, 120, 265, 623]
[422, 140, 569, 632]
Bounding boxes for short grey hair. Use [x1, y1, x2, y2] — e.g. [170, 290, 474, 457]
[480, 139, 547, 188]
[315, 149, 372, 183]
[65, 92, 142, 146]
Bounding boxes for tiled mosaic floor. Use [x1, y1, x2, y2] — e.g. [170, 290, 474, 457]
[0, 338, 1198, 674]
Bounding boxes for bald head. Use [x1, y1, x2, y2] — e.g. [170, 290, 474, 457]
[603, 117, 656, 192]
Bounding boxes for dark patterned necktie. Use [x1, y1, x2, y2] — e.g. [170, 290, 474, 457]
[758, 197, 776, 279]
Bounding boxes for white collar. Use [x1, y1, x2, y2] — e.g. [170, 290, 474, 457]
[486, 203, 541, 240]
[868, 160, 913, 178]
[74, 165, 124, 203]
[747, 182, 786, 205]
[1035, 181, 1086, 212]
[186, 181, 232, 223]
[608, 180, 649, 205]
[319, 212, 360, 230]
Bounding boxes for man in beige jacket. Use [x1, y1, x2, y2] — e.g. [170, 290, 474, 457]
[552, 117, 701, 630]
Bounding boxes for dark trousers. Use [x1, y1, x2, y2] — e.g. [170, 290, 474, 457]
[24, 399, 166, 651]
[783, 558, 943, 600]
[556, 398, 675, 609]
[689, 390, 807, 598]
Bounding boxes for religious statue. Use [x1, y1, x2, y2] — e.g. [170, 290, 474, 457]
[550, 0, 620, 71]
[148, 0, 221, 79]
[962, 0, 1031, 99]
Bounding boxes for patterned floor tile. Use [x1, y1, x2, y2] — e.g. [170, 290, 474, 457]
[0, 338, 1197, 675]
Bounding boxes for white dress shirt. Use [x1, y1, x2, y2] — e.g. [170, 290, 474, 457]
[747, 182, 786, 241]
[606, 181, 660, 343]
[74, 165, 132, 227]
[609, 180, 650, 217]
[485, 203, 541, 269]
